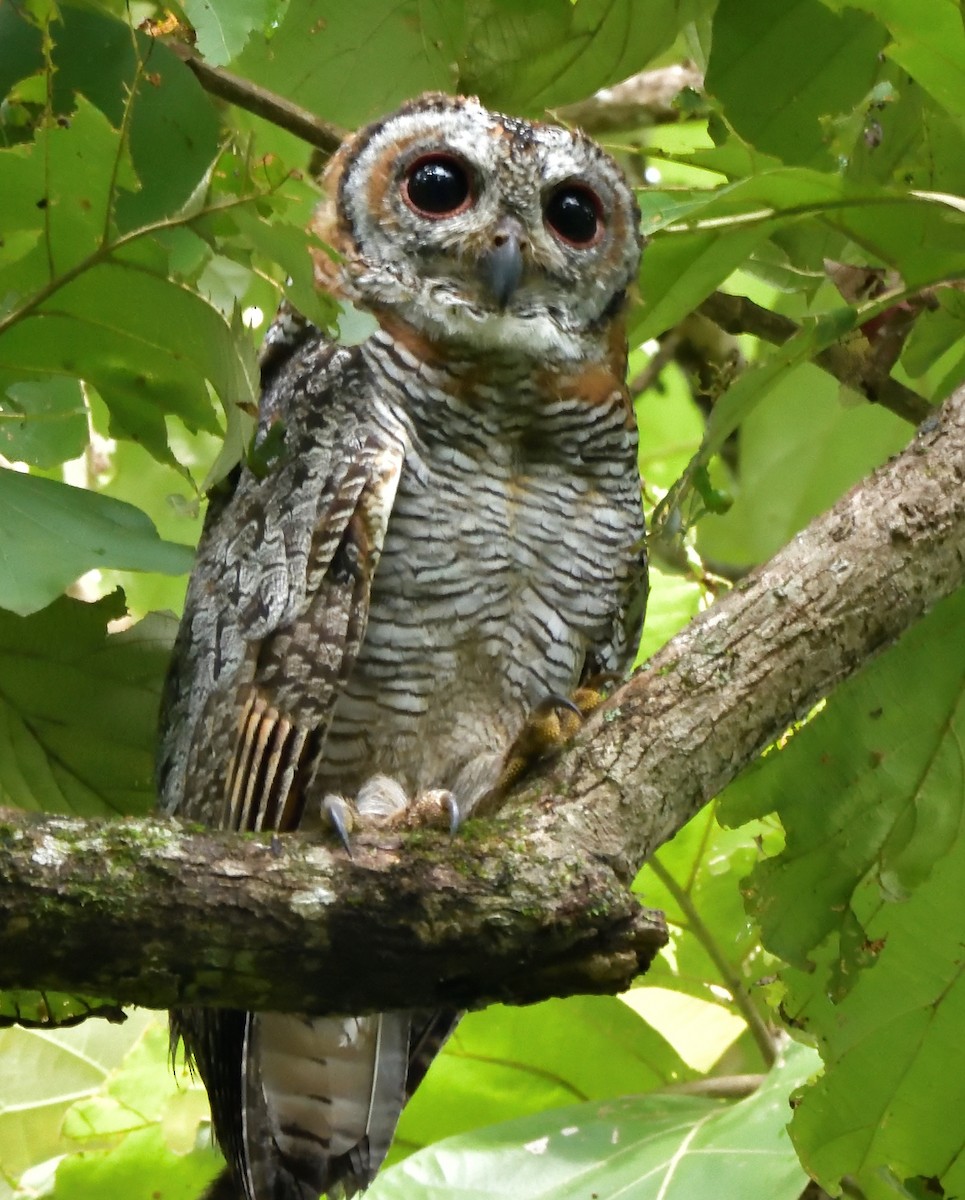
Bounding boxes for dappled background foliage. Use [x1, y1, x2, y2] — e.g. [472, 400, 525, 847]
[1, 1, 963, 1198]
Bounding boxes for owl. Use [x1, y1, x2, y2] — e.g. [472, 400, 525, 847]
[157, 93, 646, 1200]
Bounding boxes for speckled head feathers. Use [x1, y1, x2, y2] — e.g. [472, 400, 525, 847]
[312, 93, 643, 362]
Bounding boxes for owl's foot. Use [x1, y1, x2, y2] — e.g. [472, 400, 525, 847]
[322, 775, 460, 853]
[496, 683, 611, 794]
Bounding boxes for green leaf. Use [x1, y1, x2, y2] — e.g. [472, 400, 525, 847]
[394, 998, 693, 1162]
[0, 259, 256, 463]
[182, 0, 272, 67]
[0, 471, 193, 615]
[635, 167, 851, 341]
[634, 565, 704, 667]
[230, 208, 339, 331]
[0, 92, 137, 282]
[637, 169, 965, 344]
[697, 362, 910, 566]
[633, 803, 783, 1020]
[789, 833, 965, 1199]
[0, 594, 176, 816]
[374, 1042, 816, 1200]
[49, 1126, 220, 1200]
[234, 0, 459, 129]
[706, 0, 889, 167]
[719, 585, 965, 973]
[0, 377, 88, 468]
[89, 420, 218, 620]
[0, 3, 43, 104]
[47, 8, 222, 232]
[0, 991, 125, 1029]
[652, 307, 863, 543]
[460, 0, 681, 114]
[822, 0, 965, 131]
[49, 1019, 219, 1200]
[63, 1022, 196, 1141]
[636, 221, 771, 344]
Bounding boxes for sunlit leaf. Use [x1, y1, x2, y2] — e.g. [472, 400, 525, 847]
[49, 1126, 220, 1200]
[394, 998, 693, 1163]
[375, 1042, 816, 1200]
[0, 1011, 153, 1189]
[48, 1018, 219, 1199]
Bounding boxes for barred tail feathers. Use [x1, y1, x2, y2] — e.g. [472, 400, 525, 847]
[244, 1011, 411, 1199]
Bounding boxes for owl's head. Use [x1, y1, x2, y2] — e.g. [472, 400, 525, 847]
[312, 94, 642, 363]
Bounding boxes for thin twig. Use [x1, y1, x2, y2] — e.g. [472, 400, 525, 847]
[648, 856, 778, 1069]
[166, 43, 347, 156]
[629, 329, 682, 397]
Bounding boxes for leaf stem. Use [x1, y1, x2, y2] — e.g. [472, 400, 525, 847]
[648, 854, 778, 1069]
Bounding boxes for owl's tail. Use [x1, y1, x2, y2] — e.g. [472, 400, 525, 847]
[239, 1011, 411, 1200]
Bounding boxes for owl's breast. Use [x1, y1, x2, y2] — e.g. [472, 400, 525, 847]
[316, 391, 641, 799]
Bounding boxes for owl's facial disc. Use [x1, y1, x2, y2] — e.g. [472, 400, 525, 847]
[321, 95, 643, 359]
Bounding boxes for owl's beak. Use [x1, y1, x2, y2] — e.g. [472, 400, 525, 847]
[479, 217, 526, 309]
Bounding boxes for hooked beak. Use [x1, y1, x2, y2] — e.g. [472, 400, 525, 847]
[479, 216, 526, 309]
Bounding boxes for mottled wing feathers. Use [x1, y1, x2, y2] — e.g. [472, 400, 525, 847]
[157, 337, 406, 831]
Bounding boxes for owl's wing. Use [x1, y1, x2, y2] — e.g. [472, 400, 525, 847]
[158, 335, 406, 833]
[158, 333, 412, 1200]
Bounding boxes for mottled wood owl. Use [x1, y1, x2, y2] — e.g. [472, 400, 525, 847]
[158, 92, 647, 1200]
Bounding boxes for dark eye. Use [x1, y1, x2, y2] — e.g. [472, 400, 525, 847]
[544, 185, 602, 246]
[403, 155, 472, 217]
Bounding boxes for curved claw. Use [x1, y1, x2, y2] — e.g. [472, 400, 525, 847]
[536, 692, 583, 719]
[321, 794, 354, 857]
[443, 792, 461, 836]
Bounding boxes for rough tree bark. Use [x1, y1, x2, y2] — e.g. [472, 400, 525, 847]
[1, 384, 963, 1018]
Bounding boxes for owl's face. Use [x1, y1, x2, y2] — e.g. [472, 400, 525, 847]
[312, 94, 642, 362]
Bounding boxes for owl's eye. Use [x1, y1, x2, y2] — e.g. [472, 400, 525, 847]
[403, 155, 472, 218]
[544, 185, 602, 247]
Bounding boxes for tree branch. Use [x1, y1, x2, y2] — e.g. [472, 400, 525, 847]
[2, 385, 963, 1017]
[698, 290, 934, 425]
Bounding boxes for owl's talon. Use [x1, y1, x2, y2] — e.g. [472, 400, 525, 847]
[321, 794, 355, 855]
[493, 684, 611, 800]
[535, 692, 583, 719]
[443, 791, 461, 836]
